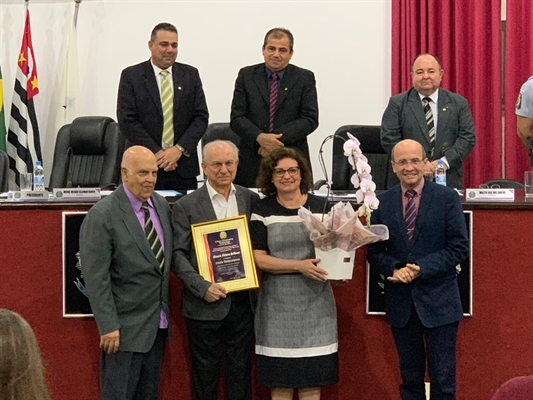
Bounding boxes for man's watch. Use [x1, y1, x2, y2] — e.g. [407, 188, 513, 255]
[175, 144, 190, 157]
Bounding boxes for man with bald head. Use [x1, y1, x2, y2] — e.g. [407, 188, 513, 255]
[172, 140, 259, 400]
[367, 139, 469, 400]
[381, 53, 476, 189]
[80, 146, 173, 400]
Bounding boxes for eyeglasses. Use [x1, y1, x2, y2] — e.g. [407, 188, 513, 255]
[392, 158, 425, 167]
[273, 167, 300, 177]
[207, 160, 236, 169]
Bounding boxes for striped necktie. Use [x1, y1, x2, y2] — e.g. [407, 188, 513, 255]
[269, 73, 279, 132]
[404, 189, 417, 243]
[141, 202, 164, 269]
[160, 70, 174, 148]
[423, 97, 436, 153]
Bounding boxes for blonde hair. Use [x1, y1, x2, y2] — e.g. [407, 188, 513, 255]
[0, 309, 51, 400]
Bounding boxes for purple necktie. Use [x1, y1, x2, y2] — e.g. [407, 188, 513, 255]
[269, 73, 279, 132]
[404, 190, 417, 243]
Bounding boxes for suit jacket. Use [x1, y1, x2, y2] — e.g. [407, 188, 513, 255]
[380, 87, 476, 189]
[171, 184, 260, 320]
[79, 185, 173, 353]
[230, 63, 319, 187]
[117, 60, 209, 179]
[366, 180, 469, 329]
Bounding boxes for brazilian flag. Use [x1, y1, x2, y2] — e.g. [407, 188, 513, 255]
[0, 64, 6, 151]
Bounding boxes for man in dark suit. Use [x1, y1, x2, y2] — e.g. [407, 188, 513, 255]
[230, 27, 319, 187]
[117, 22, 209, 192]
[80, 146, 173, 400]
[172, 140, 259, 400]
[381, 53, 476, 189]
[367, 139, 469, 400]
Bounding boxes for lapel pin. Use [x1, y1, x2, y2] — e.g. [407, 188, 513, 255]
[442, 107, 447, 112]
[178, 86, 182, 90]
[284, 87, 288, 91]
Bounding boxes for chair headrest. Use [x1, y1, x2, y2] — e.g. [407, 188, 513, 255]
[70, 117, 114, 155]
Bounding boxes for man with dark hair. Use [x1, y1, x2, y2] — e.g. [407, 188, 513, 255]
[381, 53, 476, 189]
[367, 139, 469, 400]
[117, 22, 208, 192]
[230, 27, 318, 187]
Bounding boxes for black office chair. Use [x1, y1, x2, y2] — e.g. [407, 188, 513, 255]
[0, 149, 9, 192]
[49, 116, 124, 189]
[331, 125, 390, 191]
[482, 179, 524, 189]
[201, 122, 241, 149]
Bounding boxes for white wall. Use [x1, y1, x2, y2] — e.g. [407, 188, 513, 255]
[0, 0, 391, 183]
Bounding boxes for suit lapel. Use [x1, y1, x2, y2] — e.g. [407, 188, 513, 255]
[172, 63, 184, 117]
[392, 186, 411, 245]
[142, 60, 163, 117]
[235, 186, 248, 216]
[197, 185, 218, 221]
[408, 89, 431, 148]
[435, 89, 452, 153]
[411, 181, 434, 244]
[152, 194, 171, 275]
[253, 65, 270, 106]
[275, 64, 295, 110]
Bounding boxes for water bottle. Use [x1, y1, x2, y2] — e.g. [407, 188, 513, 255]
[435, 159, 447, 186]
[33, 161, 45, 191]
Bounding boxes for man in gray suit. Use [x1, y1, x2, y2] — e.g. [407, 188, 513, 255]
[381, 53, 476, 189]
[80, 146, 172, 400]
[172, 140, 259, 400]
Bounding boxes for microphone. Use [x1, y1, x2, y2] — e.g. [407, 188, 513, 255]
[315, 134, 347, 219]
[528, 138, 533, 167]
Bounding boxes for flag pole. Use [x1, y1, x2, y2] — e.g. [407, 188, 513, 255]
[74, 0, 82, 28]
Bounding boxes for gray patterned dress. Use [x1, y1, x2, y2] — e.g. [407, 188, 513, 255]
[250, 194, 338, 388]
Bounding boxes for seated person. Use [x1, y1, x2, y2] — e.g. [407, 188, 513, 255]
[0, 308, 51, 400]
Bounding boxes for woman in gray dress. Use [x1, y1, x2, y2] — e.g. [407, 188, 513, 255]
[250, 147, 338, 400]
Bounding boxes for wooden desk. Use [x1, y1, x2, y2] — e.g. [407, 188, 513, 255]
[1, 197, 532, 399]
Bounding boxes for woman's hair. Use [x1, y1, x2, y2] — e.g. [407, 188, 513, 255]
[0, 309, 51, 400]
[256, 147, 313, 196]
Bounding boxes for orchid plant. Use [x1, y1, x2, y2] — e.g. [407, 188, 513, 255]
[342, 132, 380, 222]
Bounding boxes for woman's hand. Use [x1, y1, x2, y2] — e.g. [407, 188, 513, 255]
[298, 258, 328, 282]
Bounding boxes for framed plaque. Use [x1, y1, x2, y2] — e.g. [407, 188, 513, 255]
[191, 215, 258, 292]
[62, 211, 93, 317]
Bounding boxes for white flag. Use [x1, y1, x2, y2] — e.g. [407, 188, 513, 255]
[57, 11, 79, 131]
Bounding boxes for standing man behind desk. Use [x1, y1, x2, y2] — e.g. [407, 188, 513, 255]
[367, 139, 469, 400]
[117, 22, 209, 192]
[172, 140, 259, 400]
[516, 76, 533, 148]
[381, 53, 476, 189]
[80, 146, 173, 400]
[230, 27, 319, 187]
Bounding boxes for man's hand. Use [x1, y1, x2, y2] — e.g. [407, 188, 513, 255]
[100, 330, 120, 354]
[256, 133, 283, 156]
[387, 266, 415, 284]
[298, 258, 328, 282]
[203, 283, 227, 302]
[156, 147, 181, 171]
[405, 263, 421, 279]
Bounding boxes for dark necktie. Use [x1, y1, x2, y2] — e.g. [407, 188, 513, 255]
[141, 202, 164, 269]
[269, 73, 279, 132]
[404, 190, 417, 243]
[423, 97, 436, 154]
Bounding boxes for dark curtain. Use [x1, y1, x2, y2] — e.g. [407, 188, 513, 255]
[391, 0, 502, 188]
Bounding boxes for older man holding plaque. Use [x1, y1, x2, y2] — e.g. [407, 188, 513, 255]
[172, 140, 259, 400]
